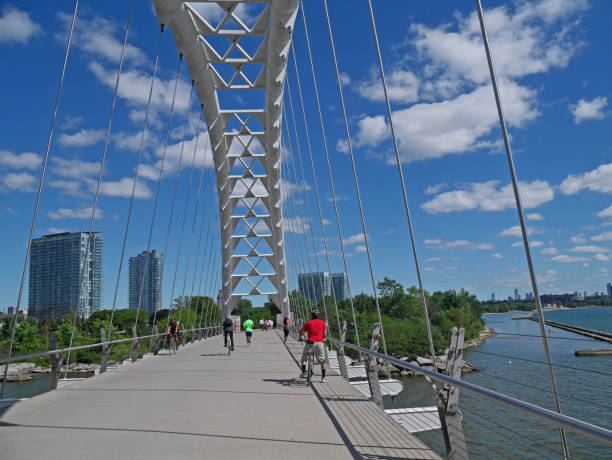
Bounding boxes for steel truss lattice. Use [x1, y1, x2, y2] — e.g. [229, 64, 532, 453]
[154, 0, 298, 317]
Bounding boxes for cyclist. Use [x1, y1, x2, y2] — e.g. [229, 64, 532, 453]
[243, 315, 254, 345]
[167, 317, 180, 350]
[283, 315, 291, 342]
[222, 316, 234, 350]
[299, 309, 327, 382]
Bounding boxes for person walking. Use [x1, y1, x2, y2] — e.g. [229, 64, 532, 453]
[243, 316, 254, 345]
[283, 315, 291, 343]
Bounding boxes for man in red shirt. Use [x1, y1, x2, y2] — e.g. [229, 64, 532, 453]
[299, 309, 328, 382]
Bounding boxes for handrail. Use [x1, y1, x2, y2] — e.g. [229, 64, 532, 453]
[327, 337, 612, 447]
[0, 326, 220, 365]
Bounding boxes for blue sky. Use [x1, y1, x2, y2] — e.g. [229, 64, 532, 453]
[1, 0, 611, 311]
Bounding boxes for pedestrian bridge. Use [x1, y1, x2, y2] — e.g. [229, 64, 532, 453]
[0, 331, 438, 459]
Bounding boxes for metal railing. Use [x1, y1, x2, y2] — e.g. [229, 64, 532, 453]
[0, 326, 221, 365]
[326, 337, 612, 448]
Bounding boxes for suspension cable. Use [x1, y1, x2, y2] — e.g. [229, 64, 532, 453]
[175, 112, 205, 328]
[280, 146, 315, 312]
[474, 2, 568, 457]
[297, 6, 361, 347]
[107, 25, 165, 343]
[285, 76, 342, 338]
[159, 81, 195, 333]
[196, 218, 214, 329]
[64, 0, 136, 378]
[282, 106, 328, 325]
[321, 0, 389, 374]
[0, 0, 80, 398]
[365, 0, 438, 369]
[140, 54, 183, 344]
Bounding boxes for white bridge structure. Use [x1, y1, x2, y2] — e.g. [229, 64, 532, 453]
[154, 0, 298, 317]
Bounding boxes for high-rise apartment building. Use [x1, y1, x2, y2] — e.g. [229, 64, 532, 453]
[128, 250, 163, 314]
[28, 232, 103, 320]
[331, 272, 349, 302]
[607, 282, 612, 298]
[298, 272, 348, 303]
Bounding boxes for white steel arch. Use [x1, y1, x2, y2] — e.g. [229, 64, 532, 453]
[153, 0, 298, 318]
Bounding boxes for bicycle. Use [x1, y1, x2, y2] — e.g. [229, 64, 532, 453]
[168, 334, 178, 355]
[305, 346, 314, 387]
[224, 331, 234, 356]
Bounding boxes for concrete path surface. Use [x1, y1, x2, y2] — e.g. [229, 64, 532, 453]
[0, 331, 354, 460]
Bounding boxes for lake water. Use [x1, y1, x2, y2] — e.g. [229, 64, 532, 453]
[389, 307, 612, 459]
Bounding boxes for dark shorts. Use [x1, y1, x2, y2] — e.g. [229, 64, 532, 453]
[283, 327, 289, 337]
[246, 331, 252, 337]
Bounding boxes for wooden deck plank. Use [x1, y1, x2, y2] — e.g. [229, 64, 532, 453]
[283, 334, 440, 459]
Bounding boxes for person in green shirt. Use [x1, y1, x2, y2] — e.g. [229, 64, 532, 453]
[243, 316, 254, 345]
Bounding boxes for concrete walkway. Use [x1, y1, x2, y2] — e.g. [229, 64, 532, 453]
[0, 331, 354, 459]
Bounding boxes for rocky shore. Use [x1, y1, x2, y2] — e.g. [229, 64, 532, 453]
[374, 327, 495, 378]
[1, 362, 100, 382]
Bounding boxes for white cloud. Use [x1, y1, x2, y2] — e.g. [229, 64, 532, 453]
[560, 163, 612, 195]
[355, 116, 389, 148]
[368, 81, 538, 162]
[51, 158, 100, 179]
[97, 178, 152, 199]
[570, 97, 608, 123]
[570, 234, 587, 245]
[339, 72, 351, 86]
[541, 247, 558, 255]
[58, 129, 105, 147]
[569, 245, 609, 253]
[526, 213, 544, 221]
[424, 238, 493, 250]
[421, 180, 553, 213]
[336, 139, 348, 154]
[412, 0, 588, 86]
[88, 61, 193, 118]
[0, 150, 41, 170]
[596, 205, 612, 219]
[344, 233, 365, 245]
[594, 253, 610, 262]
[492, 253, 503, 259]
[282, 216, 309, 234]
[425, 183, 447, 195]
[551, 254, 590, 263]
[351, 0, 588, 163]
[0, 5, 42, 44]
[57, 12, 146, 65]
[1, 172, 36, 191]
[47, 207, 103, 220]
[357, 69, 420, 104]
[354, 245, 367, 254]
[425, 257, 442, 262]
[591, 231, 612, 242]
[48, 180, 83, 196]
[499, 225, 535, 237]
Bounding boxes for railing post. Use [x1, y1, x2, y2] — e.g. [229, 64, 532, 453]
[100, 327, 110, 373]
[191, 323, 196, 344]
[438, 327, 468, 460]
[130, 326, 140, 362]
[48, 332, 62, 391]
[151, 324, 161, 355]
[182, 329, 188, 346]
[365, 323, 383, 409]
[336, 321, 349, 379]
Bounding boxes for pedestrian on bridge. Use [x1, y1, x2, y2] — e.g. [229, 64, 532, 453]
[243, 316, 254, 345]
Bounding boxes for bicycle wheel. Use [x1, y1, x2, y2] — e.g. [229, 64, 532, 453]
[306, 354, 313, 387]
